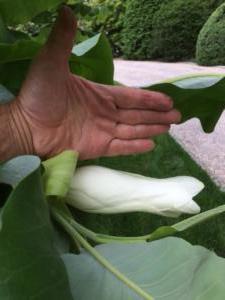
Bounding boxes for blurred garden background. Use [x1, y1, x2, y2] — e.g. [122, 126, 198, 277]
[70, 0, 224, 66]
[78, 0, 224, 65]
[15, 1, 225, 87]
[14, 0, 225, 65]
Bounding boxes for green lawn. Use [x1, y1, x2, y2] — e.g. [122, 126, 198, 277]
[74, 133, 225, 257]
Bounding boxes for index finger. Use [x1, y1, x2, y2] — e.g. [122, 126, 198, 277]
[113, 86, 173, 111]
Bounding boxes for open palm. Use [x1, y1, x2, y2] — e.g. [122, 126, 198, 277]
[17, 6, 180, 160]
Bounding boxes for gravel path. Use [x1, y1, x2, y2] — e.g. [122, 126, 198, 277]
[114, 60, 225, 191]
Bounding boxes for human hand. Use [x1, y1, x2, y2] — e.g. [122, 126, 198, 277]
[12, 6, 181, 160]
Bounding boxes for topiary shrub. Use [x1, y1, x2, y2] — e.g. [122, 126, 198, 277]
[122, 0, 164, 60]
[150, 0, 224, 61]
[196, 3, 225, 66]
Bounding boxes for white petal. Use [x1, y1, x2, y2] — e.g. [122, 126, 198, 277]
[165, 176, 204, 197]
[67, 166, 204, 217]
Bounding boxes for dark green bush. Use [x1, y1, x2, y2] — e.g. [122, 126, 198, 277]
[122, 0, 223, 61]
[150, 0, 224, 61]
[196, 3, 225, 66]
[79, 0, 126, 57]
[122, 0, 163, 60]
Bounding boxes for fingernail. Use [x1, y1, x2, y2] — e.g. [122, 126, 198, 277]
[164, 96, 173, 109]
[175, 113, 182, 123]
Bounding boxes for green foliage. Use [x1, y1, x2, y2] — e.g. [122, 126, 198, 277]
[0, 157, 73, 299]
[150, 0, 224, 61]
[63, 237, 225, 300]
[150, 75, 225, 132]
[71, 33, 114, 85]
[0, 0, 61, 25]
[0, 16, 15, 43]
[13, 11, 57, 37]
[2, 155, 225, 299]
[122, 0, 223, 61]
[122, 0, 163, 60]
[78, 0, 126, 57]
[196, 3, 225, 66]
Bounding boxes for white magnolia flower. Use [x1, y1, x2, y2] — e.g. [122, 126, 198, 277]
[66, 166, 204, 218]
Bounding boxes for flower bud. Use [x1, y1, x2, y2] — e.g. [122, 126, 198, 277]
[66, 166, 204, 218]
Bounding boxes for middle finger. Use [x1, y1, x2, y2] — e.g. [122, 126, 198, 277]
[118, 108, 181, 125]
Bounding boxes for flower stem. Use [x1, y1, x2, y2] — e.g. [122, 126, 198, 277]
[51, 206, 154, 300]
[52, 207, 159, 243]
[65, 213, 151, 243]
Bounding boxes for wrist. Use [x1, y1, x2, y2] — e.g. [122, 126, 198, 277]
[0, 99, 34, 162]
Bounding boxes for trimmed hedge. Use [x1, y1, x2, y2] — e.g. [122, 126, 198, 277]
[196, 3, 225, 66]
[122, 0, 224, 61]
[122, 0, 163, 60]
[150, 0, 224, 61]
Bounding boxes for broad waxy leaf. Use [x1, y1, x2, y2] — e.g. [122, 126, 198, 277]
[0, 156, 73, 300]
[166, 74, 223, 88]
[0, 83, 13, 103]
[0, 155, 39, 186]
[0, 39, 41, 64]
[0, 60, 30, 94]
[63, 237, 225, 300]
[71, 33, 114, 85]
[149, 74, 225, 132]
[0, 15, 15, 43]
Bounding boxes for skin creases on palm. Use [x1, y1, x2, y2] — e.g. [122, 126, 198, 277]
[17, 6, 181, 160]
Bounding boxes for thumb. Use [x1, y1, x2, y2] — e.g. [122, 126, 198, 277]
[45, 5, 77, 62]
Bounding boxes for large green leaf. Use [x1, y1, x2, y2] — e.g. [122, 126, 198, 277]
[70, 33, 114, 85]
[63, 237, 225, 300]
[0, 39, 41, 64]
[0, 83, 13, 103]
[0, 156, 73, 300]
[149, 74, 225, 132]
[0, 60, 29, 94]
[165, 74, 223, 88]
[0, 15, 15, 43]
[0, 155, 40, 187]
[0, 0, 61, 25]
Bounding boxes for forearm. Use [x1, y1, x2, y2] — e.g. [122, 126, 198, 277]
[0, 100, 34, 162]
